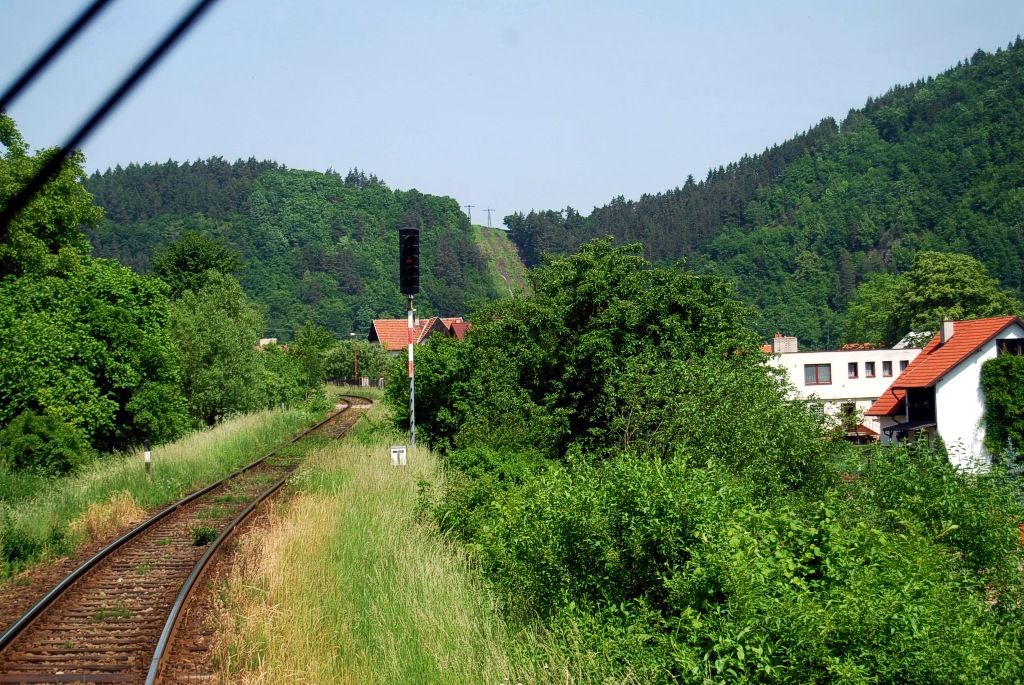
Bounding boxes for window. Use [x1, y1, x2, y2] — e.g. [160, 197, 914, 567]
[899, 360, 909, 372]
[882, 360, 892, 377]
[997, 339, 1024, 356]
[848, 362, 858, 379]
[841, 402, 856, 417]
[804, 363, 831, 385]
[865, 361, 875, 378]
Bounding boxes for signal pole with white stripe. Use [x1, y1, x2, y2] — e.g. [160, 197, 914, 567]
[399, 227, 419, 449]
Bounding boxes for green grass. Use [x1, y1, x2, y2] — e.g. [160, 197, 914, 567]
[0, 406, 320, 578]
[91, 600, 131, 623]
[190, 524, 218, 546]
[215, 402, 582, 684]
[472, 224, 530, 297]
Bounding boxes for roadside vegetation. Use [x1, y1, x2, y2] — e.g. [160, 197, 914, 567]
[0, 407, 318, 578]
[0, 113, 391, 578]
[391, 241, 1024, 683]
[213, 402, 571, 683]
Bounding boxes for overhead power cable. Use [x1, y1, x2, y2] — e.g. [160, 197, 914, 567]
[0, 0, 116, 114]
[0, 0, 220, 234]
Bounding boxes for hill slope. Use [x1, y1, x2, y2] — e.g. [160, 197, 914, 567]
[506, 38, 1024, 346]
[472, 225, 530, 296]
[85, 165, 503, 338]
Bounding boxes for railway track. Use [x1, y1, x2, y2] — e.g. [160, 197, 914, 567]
[0, 396, 370, 684]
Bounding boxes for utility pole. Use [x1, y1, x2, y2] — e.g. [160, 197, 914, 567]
[463, 204, 474, 223]
[484, 207, 495, 227]
[349, 332, 359, 385]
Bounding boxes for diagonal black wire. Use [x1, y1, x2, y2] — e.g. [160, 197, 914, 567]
[0, 0, 220, 234]
[0, 0, 117, 114]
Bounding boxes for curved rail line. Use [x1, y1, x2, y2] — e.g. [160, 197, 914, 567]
[0, 396, 370, 684]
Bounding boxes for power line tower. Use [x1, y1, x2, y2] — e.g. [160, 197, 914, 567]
[463, 204, 474, 223]
[483, 207, 495, 227]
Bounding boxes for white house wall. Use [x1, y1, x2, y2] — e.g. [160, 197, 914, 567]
[936, 322, 1024, 470]
[768, 348, 921, 431]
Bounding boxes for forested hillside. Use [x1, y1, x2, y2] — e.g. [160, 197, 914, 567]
[506, 39, 1024, 346]
[86, 162, 499, 338]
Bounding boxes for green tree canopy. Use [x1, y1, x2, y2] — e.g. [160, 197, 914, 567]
[0, 114, 102, 277]
[0, 253, 189, 449]
[391, 238, 824, 491]
[324, 339, 391, 382]
[292, 321, 335, 391]
[169, 272, 266, 425]
[844, 251, 1022, 346]
[151, 231, 240, 297]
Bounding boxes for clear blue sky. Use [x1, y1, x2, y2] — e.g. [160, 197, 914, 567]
[2, 1, 1022, 224]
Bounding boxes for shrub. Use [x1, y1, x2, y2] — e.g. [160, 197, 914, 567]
[854, 441, 1024, 591]
[0, 411, 95, 476]
[982, 353, 1024, 457]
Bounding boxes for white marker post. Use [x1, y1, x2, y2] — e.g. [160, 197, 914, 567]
[144, 442, 152, 480]
[390, 445, 408, 467]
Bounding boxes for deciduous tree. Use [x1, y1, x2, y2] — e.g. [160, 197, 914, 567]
[0, 114, 102, 277]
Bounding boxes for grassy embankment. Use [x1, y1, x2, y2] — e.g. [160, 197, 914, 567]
[214, 400, 598, 685]
[472, 224, 530, 297]
[0, 406, 321, 579]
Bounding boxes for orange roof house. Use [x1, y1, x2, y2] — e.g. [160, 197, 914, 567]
[867, 316, 1024, 470]
[368, 316, 470, 351]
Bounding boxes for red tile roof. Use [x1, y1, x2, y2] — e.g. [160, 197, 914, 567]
[369, 316, 463, 351]
[450, 321, 472, 340]
[416, 317, 446, 343]
[867, 387, 905, 417]
[369, 319, 413, 351]
[867, 316, 1022, 416]
[849, 423, 879, 437]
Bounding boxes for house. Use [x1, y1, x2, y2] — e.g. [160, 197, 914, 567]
[867, 316, 1024, 470]
[367, 316, 470, 352]
[766, 334, 921, 439]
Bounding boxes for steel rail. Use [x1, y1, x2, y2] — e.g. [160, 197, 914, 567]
[148, 397, 369, 683]
[0, 400, 356, 656]
[145, 446, 305, 684]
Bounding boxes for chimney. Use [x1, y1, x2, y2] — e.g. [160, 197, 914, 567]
[772, 334, 798, 354]
[941, 320, 955, 343]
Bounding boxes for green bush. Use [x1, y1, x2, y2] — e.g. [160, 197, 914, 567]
[434, 447, 551, 541]
[404, 242, 1024, 681]
[0, 411, 95, 476]
[853, 441, 1024, 590]
[449, 452, 1024, 682]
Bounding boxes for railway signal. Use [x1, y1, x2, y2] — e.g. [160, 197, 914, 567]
[398, 227, 419, 450]
[399, 227, 419, 295]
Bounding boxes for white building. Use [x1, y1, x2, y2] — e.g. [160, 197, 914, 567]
[867, 316, 1024, 470]
[767, 335, 922, 438]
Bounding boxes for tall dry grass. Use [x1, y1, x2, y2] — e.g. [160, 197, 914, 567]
[0, 407, 316, 577]
[215, 405, 588, 684]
